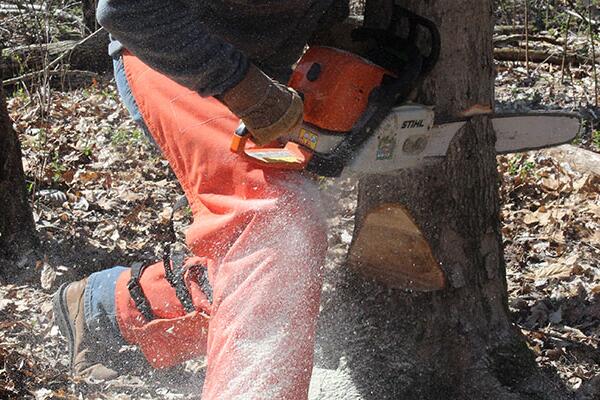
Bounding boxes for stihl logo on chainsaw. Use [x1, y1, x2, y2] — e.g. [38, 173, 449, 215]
[401, 120, 425, 129]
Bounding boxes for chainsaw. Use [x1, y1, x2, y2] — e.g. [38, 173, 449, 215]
[230, 7, 580, 177]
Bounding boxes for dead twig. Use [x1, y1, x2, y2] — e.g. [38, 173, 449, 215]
[588, 4, 598, 107]
[561, 13, 573, 83]
[3, 69, 99, 86]
[521, 327, 600, 346]
[525, 0, 530, 73]
[0, 2, 83, 27]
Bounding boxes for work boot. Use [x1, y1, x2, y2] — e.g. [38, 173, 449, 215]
[52, 279, 119, 381]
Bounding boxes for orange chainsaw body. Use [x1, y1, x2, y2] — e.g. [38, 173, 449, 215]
[230, 46, 393, 170]
[288, 46, 391, 133]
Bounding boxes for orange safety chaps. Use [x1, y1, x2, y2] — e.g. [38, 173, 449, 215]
[113, 52, 328, 399]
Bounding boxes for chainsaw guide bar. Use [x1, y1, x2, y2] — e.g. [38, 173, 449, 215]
[234, 105, 581, 176]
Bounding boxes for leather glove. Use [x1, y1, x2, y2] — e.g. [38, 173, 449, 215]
[220, 64, 303, 145]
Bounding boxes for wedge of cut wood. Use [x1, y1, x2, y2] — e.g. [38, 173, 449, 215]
[348, 203, 446, 291]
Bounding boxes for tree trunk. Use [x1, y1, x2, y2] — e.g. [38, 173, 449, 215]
[0, 77, 38, 262]
[81, 0, 99, 33]
[314, 1, 570, 398]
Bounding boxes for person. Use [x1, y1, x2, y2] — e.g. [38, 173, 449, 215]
[52, 1, 349, 399]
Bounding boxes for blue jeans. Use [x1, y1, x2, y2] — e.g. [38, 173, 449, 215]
[112, 55, 157, 147]
[83, 54, 150, 341]
[84, 266, 126, 341]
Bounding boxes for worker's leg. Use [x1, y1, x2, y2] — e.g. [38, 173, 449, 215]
[118, 53, 328, 399]
[54, 257, 213, 376]
[201, 183, 327, 399]
[112, 55, 155, 145]
[53, 54, 214, 376]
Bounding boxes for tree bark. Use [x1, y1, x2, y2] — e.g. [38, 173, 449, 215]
[0, 79, 38, 262]
[81, 0, 99, 33]
[315, 1, 570, 398]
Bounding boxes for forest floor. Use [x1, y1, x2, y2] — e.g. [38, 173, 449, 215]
[1, 58, 600, 399]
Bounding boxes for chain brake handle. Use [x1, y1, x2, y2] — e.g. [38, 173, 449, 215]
[350, 6, 440, 77]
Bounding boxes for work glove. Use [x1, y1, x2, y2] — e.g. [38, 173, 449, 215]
[220, 64, 303, 145]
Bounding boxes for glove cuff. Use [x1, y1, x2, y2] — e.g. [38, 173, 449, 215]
[246, 90, 303, 145]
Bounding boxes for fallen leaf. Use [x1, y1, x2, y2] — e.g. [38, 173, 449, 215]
[40, 263, 57, 291]
[76, 170, 100, 183]
[533, 264, 575, 280]
[541, 177, 560, 192]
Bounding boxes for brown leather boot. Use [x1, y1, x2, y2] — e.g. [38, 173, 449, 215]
[52, 279, 119, 381]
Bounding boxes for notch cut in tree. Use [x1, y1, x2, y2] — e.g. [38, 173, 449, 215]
[316, 0, 572, 398]
[348, 203, 445, 291]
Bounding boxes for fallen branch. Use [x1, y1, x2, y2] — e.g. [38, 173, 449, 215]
[565, 8, 600, 27]
[3, 28, 104, 85]
[0, 3, 83, 26]
[494, 34, 565, 47]
[1, 29, 110, 82]
[542, 145, 600, 177]
[494, 47, 586, 66]
[494, 24, 537, 35]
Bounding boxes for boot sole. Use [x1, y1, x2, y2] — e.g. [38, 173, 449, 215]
[52, 282, 75, 368]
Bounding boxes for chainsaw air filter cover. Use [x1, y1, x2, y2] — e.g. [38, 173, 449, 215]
[288, 46, 394, 133]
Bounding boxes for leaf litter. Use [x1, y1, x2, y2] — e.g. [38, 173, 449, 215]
[499, 148, 600, 395]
